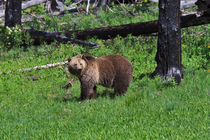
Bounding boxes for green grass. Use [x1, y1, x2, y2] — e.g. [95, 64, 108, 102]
[0, 67, 209, 139]
[0, 4, 209, 139]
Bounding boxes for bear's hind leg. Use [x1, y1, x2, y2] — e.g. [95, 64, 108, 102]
[114, 83, 128, 95]
[114, 74, 131, 95]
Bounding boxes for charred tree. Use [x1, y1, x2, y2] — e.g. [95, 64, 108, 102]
[195, 0, 210, 16]
[51, 13, 209, 40]
[26, 13, 210, 46]
[28, 29, 100, 48]
[151, 0, 183, 83]
[5, 0, 22, 27]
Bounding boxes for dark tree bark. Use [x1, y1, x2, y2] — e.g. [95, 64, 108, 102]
[195, 0, 210, 16]
[5, 0, 22, 27]
[28, 29, 100, 48]
[151, 0, 183, 83]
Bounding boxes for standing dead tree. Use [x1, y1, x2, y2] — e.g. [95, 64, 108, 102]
[5, 0, 22, 27]
[151, 0, 183, 83]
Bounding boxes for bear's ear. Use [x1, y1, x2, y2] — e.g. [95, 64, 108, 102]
[67, 58, 71, 62]
[82, 54, 95, 61]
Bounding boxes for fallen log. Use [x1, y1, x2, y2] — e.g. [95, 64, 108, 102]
[28, 29, 101, 48]
[0, 61, 68, 75]
[29, 13, 209, 41]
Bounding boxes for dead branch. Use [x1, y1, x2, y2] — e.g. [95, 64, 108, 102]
[58, 7, 86, 15]
[27, 29, 101, 48]
[21, 7, 86, 23]
[32, 13, 209, 40]
[22, 0, 47, 10]
[0, 61, 68, 75]
[63, 78, 76, 100]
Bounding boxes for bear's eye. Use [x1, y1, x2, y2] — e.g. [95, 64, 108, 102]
[80, 63, 82, 66]
[74, 64, 77, 66]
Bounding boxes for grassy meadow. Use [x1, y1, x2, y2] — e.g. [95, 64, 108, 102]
[0, 4, 209, 139]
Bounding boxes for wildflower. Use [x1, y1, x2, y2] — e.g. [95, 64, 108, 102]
[48, 94, 52, 97]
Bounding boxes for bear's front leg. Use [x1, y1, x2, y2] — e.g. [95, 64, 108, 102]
[80, 81, 97, 100]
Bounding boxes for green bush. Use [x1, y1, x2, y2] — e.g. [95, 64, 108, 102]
[0, 26, 32, 51]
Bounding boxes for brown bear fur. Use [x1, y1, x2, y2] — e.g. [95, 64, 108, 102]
[67, 54, 133, 99]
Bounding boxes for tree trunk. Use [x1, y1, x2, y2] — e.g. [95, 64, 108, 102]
[151, 0, 183, 83]
[5, 0, 22, 27]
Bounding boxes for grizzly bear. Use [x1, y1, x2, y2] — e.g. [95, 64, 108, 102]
[67, 54, 133, 100]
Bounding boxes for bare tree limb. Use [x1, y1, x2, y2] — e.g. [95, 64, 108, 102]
[0, 61, 68, 75]
[21, 7, 86, 23]
[22, 0, 47, 10]
[86, 0, 90, 14]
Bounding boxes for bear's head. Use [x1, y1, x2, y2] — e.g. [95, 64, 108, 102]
[67, 54, 95, 77]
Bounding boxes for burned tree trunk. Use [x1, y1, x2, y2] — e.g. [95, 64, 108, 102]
[5, 0, 22, 27]
[151, 0, 183, 83]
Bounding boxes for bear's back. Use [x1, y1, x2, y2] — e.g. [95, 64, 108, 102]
[101, 55, 133, 74]
[96, 55, 132, 88]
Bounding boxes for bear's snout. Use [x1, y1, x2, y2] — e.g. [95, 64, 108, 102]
[68, 66, 82, 75]
[77, 68, 82, 73]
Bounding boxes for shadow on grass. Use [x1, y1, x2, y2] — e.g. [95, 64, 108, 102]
[62, 96, 81, 102]
[58, 89, 123, 102]
[98, 89, 117, 99]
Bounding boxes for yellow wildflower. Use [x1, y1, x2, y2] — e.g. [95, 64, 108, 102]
[48, 94, 52, 97]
